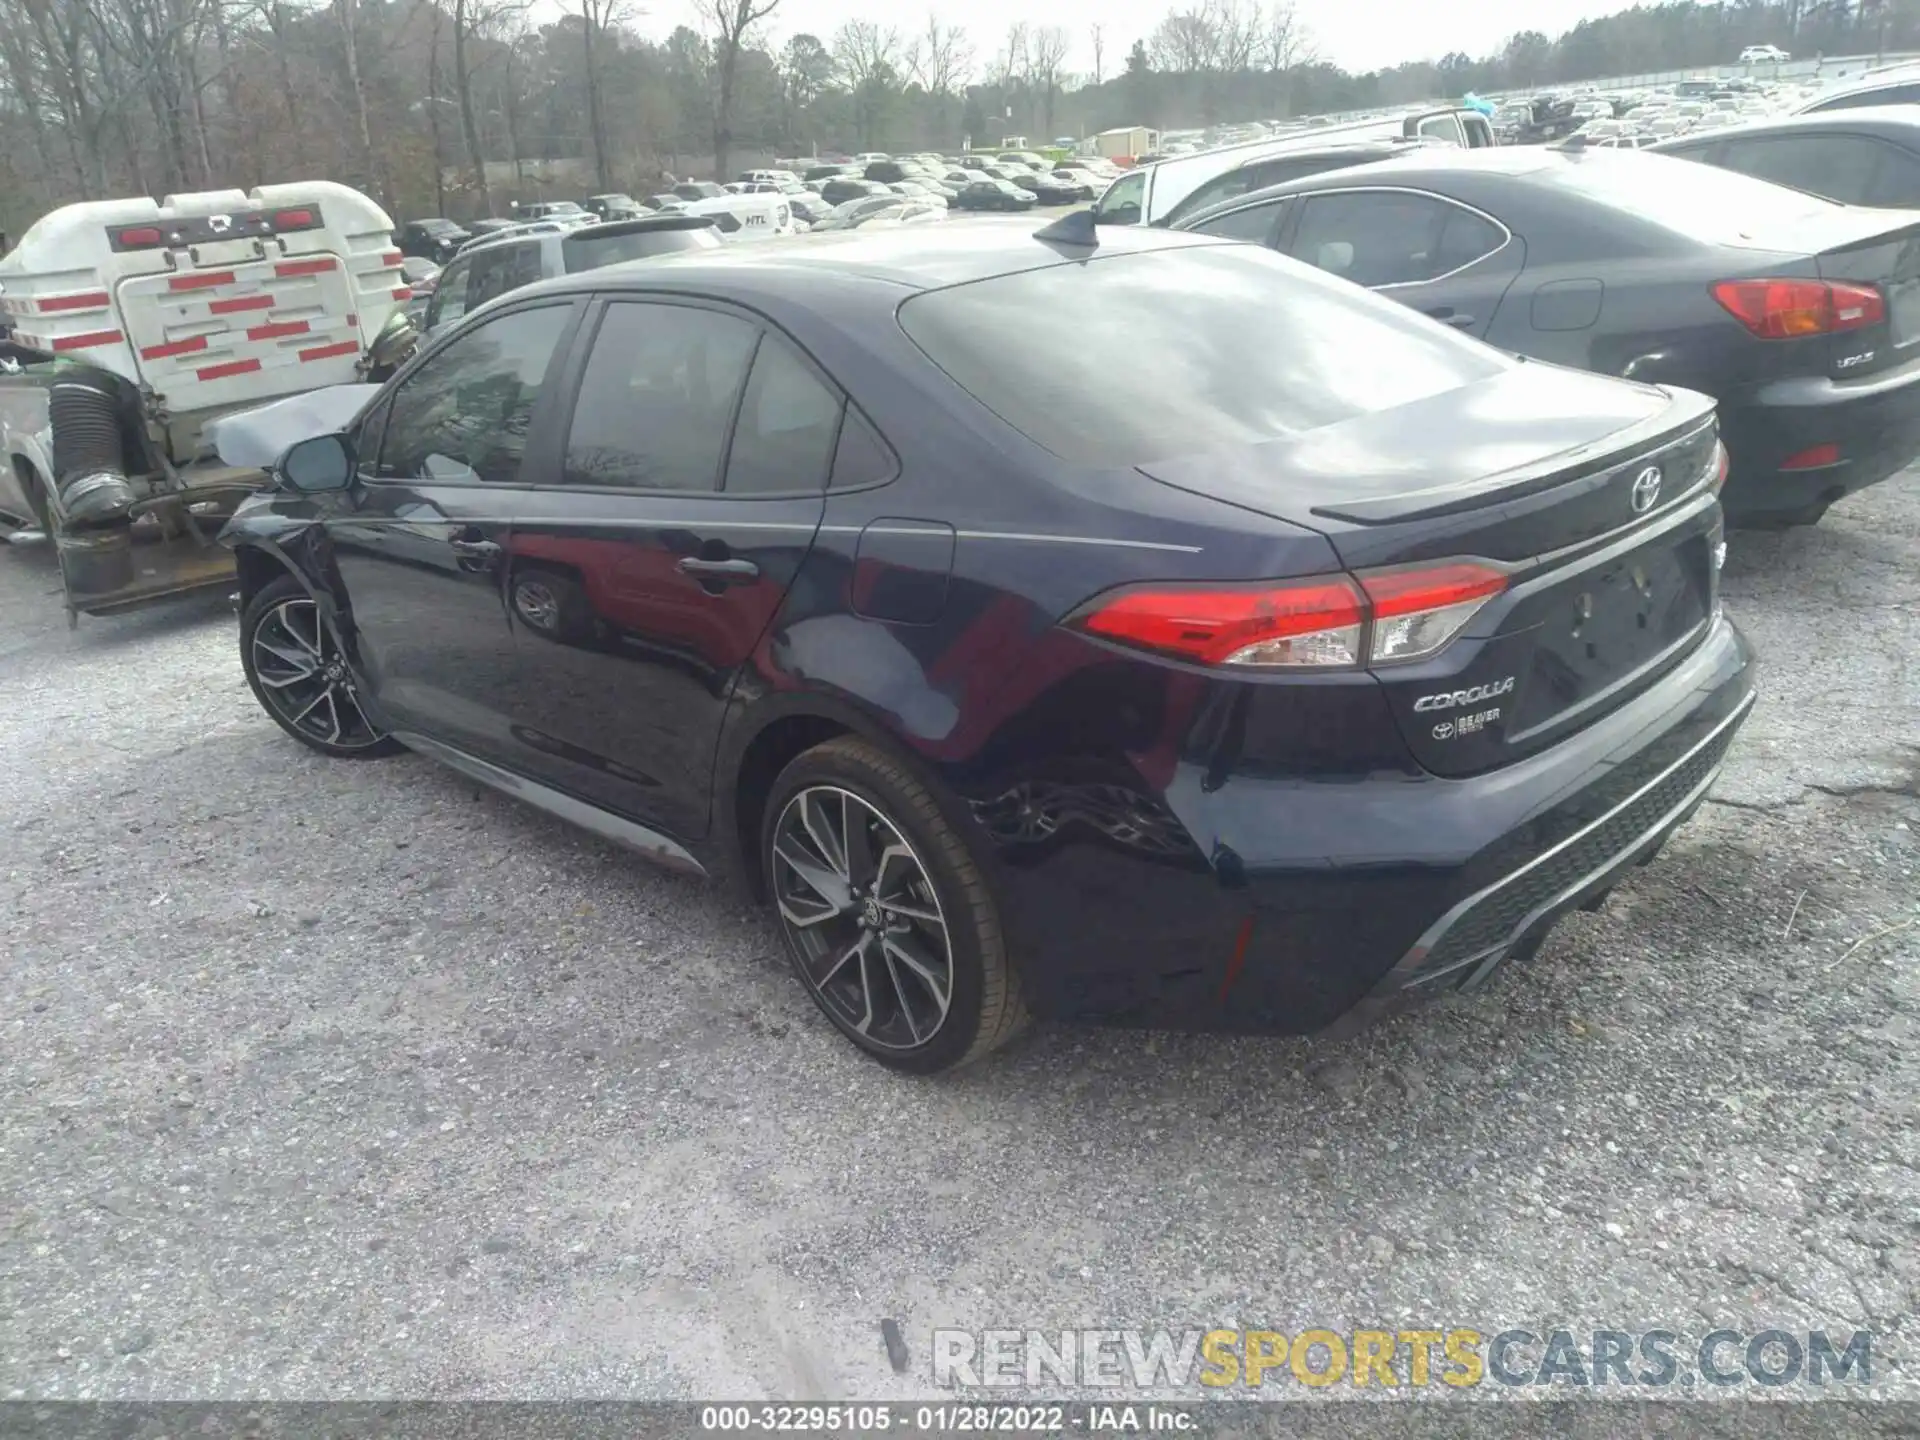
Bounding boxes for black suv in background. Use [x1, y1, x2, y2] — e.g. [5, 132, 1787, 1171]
[397, 218, 471, 263]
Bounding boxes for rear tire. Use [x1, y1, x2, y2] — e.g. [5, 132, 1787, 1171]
[762, 736, 1028, 1074]
[240, 574, 402, 760]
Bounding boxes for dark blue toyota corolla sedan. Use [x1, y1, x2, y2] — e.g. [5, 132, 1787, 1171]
[224, 217, 1756, 1072]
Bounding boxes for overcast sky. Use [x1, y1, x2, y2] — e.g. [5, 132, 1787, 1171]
[645, 0, 1645, 76]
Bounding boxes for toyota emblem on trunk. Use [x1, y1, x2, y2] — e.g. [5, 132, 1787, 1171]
[1630, 465, 1663, 513]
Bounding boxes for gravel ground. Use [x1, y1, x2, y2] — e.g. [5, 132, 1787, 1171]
[0, 473, 1915, 1408]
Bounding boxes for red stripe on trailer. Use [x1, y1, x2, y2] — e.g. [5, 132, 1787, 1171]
[381, 251, 403, 267]
[38, 291, 110, 313]
[170, 271, 236, 291]
[209, 294, 273, 315]
[276, 258, 335, 277]
[198, 358, 263, 381]
[141, 335, 211, 360]
[51, 329, 123, 352]
[392, 286, 412, 301]
[298, 340, 359, 363]
[247, 320, 311, 341]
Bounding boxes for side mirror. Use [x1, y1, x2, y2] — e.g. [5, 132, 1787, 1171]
[277, 433, 356, 493]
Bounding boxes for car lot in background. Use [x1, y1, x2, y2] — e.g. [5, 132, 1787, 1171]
[1176, 145, 1920, 526]
[1651, 105, 1920, 206]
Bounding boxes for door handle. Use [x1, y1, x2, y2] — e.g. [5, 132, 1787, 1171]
[448, 534, 501, 570]
[677, 556, 760, 586]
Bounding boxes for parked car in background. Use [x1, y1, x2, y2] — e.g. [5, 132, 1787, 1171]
[805, 163, 857, 184]
[465, 218, 518, 241]
[1093, 108, 1495, 227]
[951, 178, 1037, 211]
[1147, 137, 1452, 228]
[1048, 167, 1106, 199]
[673, 182, 728, 203]
[1174, 145, 1920, 527]
[398, 217, 470, 262]
[425, 214, 722, 334]
[823, 176, 891, 207]
[225, 221, 1753, 1073]
[512, 200, 588, 222]
[584, 193, 643, 219]
[887, 181, 950, 207]
[811, 196, 944, 231]
[1739, 44, 1791, 63]
[1011, 172, 1084, 205]
[643, 194, 683, 212]
[1793, 73, 1920, 113]
[1651, 106, 1920, 207]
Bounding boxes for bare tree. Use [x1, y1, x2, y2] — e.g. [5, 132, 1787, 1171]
[1027, 24, 1068, 139]
[579, 0, 624, 190]
[333, 0, 378, 196]
[704, 0, 781, 183]
[1088, 21, 1104, 85]
[833, 18, 899, 150]
[905, 12, 970, 97]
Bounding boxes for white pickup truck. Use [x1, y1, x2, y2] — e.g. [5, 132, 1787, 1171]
[0, 181, 414, 621]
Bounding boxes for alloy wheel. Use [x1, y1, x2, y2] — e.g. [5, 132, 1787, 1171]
[249, 598, 385, 750]
[513, 577, 560, 633]
[771, 785, 953, 1051]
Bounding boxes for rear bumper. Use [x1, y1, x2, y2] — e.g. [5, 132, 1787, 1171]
[1720, 363, 1920, 519]
[981, 614, 1756, 1034]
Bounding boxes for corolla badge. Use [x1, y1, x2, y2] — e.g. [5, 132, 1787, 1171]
[1413, 676, 1515, 713]
[1630, 465, 1663, 514]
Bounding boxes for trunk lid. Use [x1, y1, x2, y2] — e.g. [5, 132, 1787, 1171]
[1137, 361, 1723, 776]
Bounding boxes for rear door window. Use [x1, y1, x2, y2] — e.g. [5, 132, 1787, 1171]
[1288, 191, 1503, 287]
[898, 245, 1504, 467]
[561, 301, 758, 492]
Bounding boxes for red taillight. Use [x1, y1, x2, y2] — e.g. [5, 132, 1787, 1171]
[1711, 438, 1730, 492]
[1781, 442, 1841, 470]
[116, 226, 163, 248]
[272, 208, 316, 230]
[1711, 278, 1884, 338]
[1070, 576, 1366, 669]
[1068, 561, 1509, 671]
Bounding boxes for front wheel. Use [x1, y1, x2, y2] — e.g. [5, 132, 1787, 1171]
[240, 573, 401, 759]
[762, 737, 1028, 1073]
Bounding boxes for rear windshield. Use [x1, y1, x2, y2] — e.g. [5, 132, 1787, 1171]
[562, 226, 718, 272]
[1547, 151, 1836, 240]
[897, 244, 1505, 466]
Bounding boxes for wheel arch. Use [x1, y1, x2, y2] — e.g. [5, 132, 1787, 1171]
[721, 692, 944, 901]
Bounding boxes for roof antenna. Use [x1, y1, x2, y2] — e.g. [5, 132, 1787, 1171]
[1034, 208, 1099, 248]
